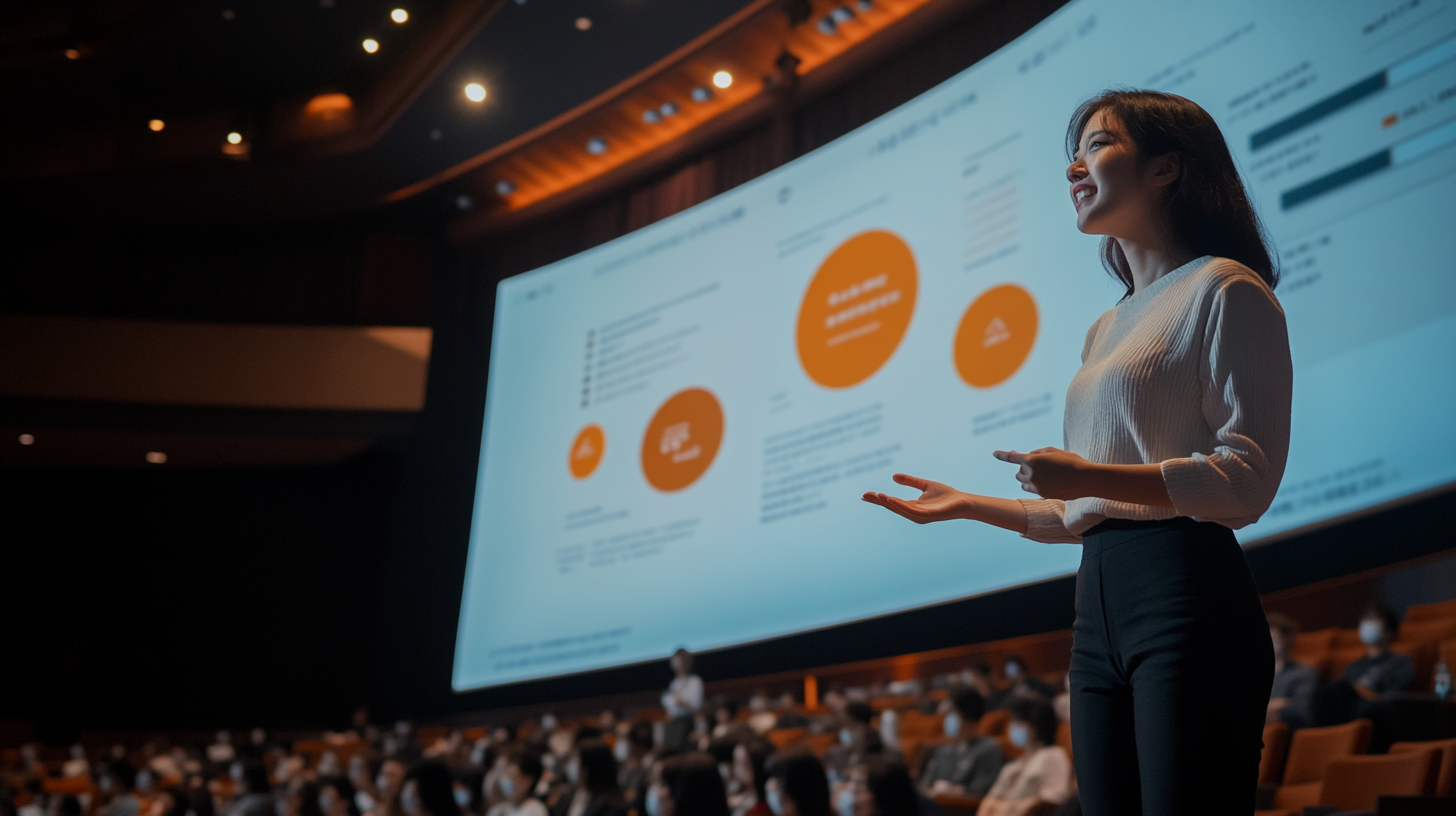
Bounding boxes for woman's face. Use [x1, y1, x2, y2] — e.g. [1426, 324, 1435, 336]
[1066, 110, 1178, 241]
[732, 745, 754, 788]
[765, 778, 798, 816]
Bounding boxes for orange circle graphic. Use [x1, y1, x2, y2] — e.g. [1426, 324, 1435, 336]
[954, 284, 1038, 388]
[796, 230, 919, 389]
[641, 388, 724, 492]
[569, 424, 606, 480]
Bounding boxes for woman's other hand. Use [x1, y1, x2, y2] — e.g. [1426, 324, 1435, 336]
[861, 473, 976, 523]
[993, 447, 1095, 499]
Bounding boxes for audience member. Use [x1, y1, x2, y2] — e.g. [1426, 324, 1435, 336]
[918, 689, 1003, 798]
[553, 740, 624, 816]
[223, 762, 274, 816]
[852, 757, 940, 816]
[763, 753, 830, 816]
[662, 652, 705, 752]
[1266, 613, 1319, 726]
[728, 739, 773, 816]
[486, 752, 547, 816]
[977, 700, 1071, 816]
[320, 777, 360, 816]
[652, 754, 729, 816]
[401, 762, 458, 816]
[988, 657, 1056, 710]
[98, 761, 141, 816]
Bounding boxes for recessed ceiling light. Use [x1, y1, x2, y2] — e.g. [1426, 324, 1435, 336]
[362, 38, 380, 53]
[18, 433, 34, 446]
[586, 137, 607, 155]
[64, 47, 81, 59]
[464, 82, 486, 102]
[146, 451, 168, 464]
[391, 8, 409, 23]
[691, 87, 713, 103]
[226, 131, 243, 144]
[713, 71, 733, 89]
[575, 16, 592, 30]
[221, 8, 235, 20]
[495, 180, 516, 196]
[148, 119, 165, 132]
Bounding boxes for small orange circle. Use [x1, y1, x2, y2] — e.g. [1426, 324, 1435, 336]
[569, 424, 606, 479]
[953, 284, 1038, 388]
[641, 388, 724, 492]
[796, 230, 918, 389]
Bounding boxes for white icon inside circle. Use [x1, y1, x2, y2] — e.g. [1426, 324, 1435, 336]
[574, 438, 596, 461]
[983, 316, 1010, 348]
[660, 422, 701, 463]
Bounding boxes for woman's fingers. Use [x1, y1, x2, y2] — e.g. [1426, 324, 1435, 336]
[993, 450, 1027, 464]
[892, 472, 930, 490]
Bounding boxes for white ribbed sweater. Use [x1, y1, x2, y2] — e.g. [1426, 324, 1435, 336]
[1020, 255, 1293, 544]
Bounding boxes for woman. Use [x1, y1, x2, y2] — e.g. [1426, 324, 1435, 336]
[401, 763, 460, 816]
[556, 741, 626, 816]
[763, 753, 831, 816]
[977, 699, 1071, 816]
[864, 89, 1289, 813]
[729, 740, 774, 816]
[649, 753, 729, 816]
[484, 753, 547, 816]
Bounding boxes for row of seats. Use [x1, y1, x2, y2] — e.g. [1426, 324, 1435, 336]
[1255, 719, 1456, 814]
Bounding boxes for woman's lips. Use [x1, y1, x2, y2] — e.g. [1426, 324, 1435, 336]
[1073, 186, 1097, 212]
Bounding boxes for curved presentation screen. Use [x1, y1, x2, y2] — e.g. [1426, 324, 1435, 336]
[454, 0, 1456, 690]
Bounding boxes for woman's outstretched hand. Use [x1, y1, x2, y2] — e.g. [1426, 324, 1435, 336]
[861, 473, 975, 524]
[992, 447, 1094, 499]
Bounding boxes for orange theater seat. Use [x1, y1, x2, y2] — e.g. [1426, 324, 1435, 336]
[1390, 738, 1456, 796]
[1333, 628, 1367, 649]
[766, 728, 806, 749]
[1055, 721, 1073, 763]
[978, 709, 1011, 737]
[1269, 719, 1372, 813]
[1318, 749, 1440, 810]
[1259, 721, 1289, 786]
[1400, 616, 1456, 643]
[806, 732, 835, 757]
[1406, 598, 1456, 622]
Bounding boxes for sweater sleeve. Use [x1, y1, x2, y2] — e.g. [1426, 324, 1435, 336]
[1018, 498, 1084, 544]
[1159, 274, 1292, 527]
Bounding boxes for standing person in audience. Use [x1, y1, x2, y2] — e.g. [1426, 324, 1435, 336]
[763, 752, 831, 816]
[977, 700, 1072, 816]
[485, 752, 546, 816]
[662, 651, 705, 752]
[864, 90, 1291, 814]
[1266, 613, 1319, 726]
[401, 763, 459, 816]
[553, 740, 624, 816]
[650, 754, 729, 816]
[918, 689, 1003, 798]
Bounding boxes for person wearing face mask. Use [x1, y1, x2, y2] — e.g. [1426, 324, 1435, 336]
[1306, 603, 1415, 749]
[614, 722, 656, 807]
[369, 760, 408, 816]
[99, 763, 142, 816]
[977, 700, 1071, 816]
[551, 741, 624, 816]
[222, 762, 274, 816]
[852, 758, 938, 816]
[319, 778, 361, 816]
[918, 689, 1002, 799]
[400, 763, 460, 816]
[989, 657, 1057, 711]
[728, 739, 773, 816]
[1265, 613, 1319, 727]
[662, 651, 706, 752]
[865, 90, 1291, 815]
[485, 753, 546, 816]
[819, 703, 876, 783]
[762, 752, 831, 816]
[651, 753, 729, 816]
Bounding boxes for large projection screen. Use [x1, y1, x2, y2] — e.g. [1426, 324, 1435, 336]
[454, 0, 1456, 691]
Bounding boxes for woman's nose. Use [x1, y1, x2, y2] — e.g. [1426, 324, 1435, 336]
[1066, 162, 1086, 183]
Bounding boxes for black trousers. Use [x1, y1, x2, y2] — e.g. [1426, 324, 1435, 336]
[1070, 517, 1274, 816]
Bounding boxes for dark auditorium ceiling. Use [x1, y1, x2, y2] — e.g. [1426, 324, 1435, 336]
[0, 0, 757, 224]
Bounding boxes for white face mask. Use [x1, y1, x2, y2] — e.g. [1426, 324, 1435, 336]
[835, 789, 856, 816]
[1008, 723, 1029, 749]
[645, 788, 664, 816]
[453, 789, 472, 808]
[354, 792, 375, 814]
[498, 777, 516, 800]
[1005, 662, 1022, 680]
[838, 729, 853, 747]
[1359, 620, 1383, 645]
[766, 789, 783, 816]
[400, 787, 422, 816]
[943, 712, 961, 738]
[565, 761, 580, 785]
[319, 795, 334, 815]
[614, 740, 630, 762]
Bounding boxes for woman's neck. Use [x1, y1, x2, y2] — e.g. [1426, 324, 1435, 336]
[1115, 233, 1195, 295]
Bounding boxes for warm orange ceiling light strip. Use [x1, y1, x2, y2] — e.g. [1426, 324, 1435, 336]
[384, 0, 943, 217]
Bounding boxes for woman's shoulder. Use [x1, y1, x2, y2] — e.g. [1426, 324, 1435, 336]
[1190, 256, 1274, 295]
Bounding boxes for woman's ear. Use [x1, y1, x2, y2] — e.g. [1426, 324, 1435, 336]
[1147, 152, 1182, 187]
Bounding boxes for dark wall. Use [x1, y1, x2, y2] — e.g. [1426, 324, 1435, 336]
[0, 452, 397, 740]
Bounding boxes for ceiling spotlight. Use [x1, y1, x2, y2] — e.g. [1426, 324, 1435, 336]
[659, 101, 679, 117]
[575, 16, 592, 30]
[64, 47, 81, 59]
[456, 194, 474, 210]
[226, 131, 243, 144]
[464, 82, 486, 102]
[391, 8, 409, 23]
[18, 433, 34, 446]
[586, 137, 607, 155]
[146, 451, 168, 464]
[642, 109, 660, 124]
[691, 87, 713, 103]
[713, 71, 733, 89]
[495, 180, 516, 196]
[148, 119, 165, 132]
[362, 38, 380, 53]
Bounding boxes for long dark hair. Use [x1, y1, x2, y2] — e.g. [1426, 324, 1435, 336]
[1066, 89, 1278, 299]
[765, 751, 831, 816]
[658, 753, 729, 816]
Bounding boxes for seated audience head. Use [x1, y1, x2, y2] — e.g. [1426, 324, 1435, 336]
[856, 758, 917, 816]
[377, 759, 408, 803]
[498, 750, 543, 805]
[232, 761, 271, 795]
[945, 688, 985, 739]
[319, 776, 359, 816]
[402, 761, 459, 816]
[1007, 698, 1057, 752]
[572, 739, 620, 796]
[1358, 602, 1399, 652]
[764, 751, 831, 816]
[653, 753, 728, 816]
